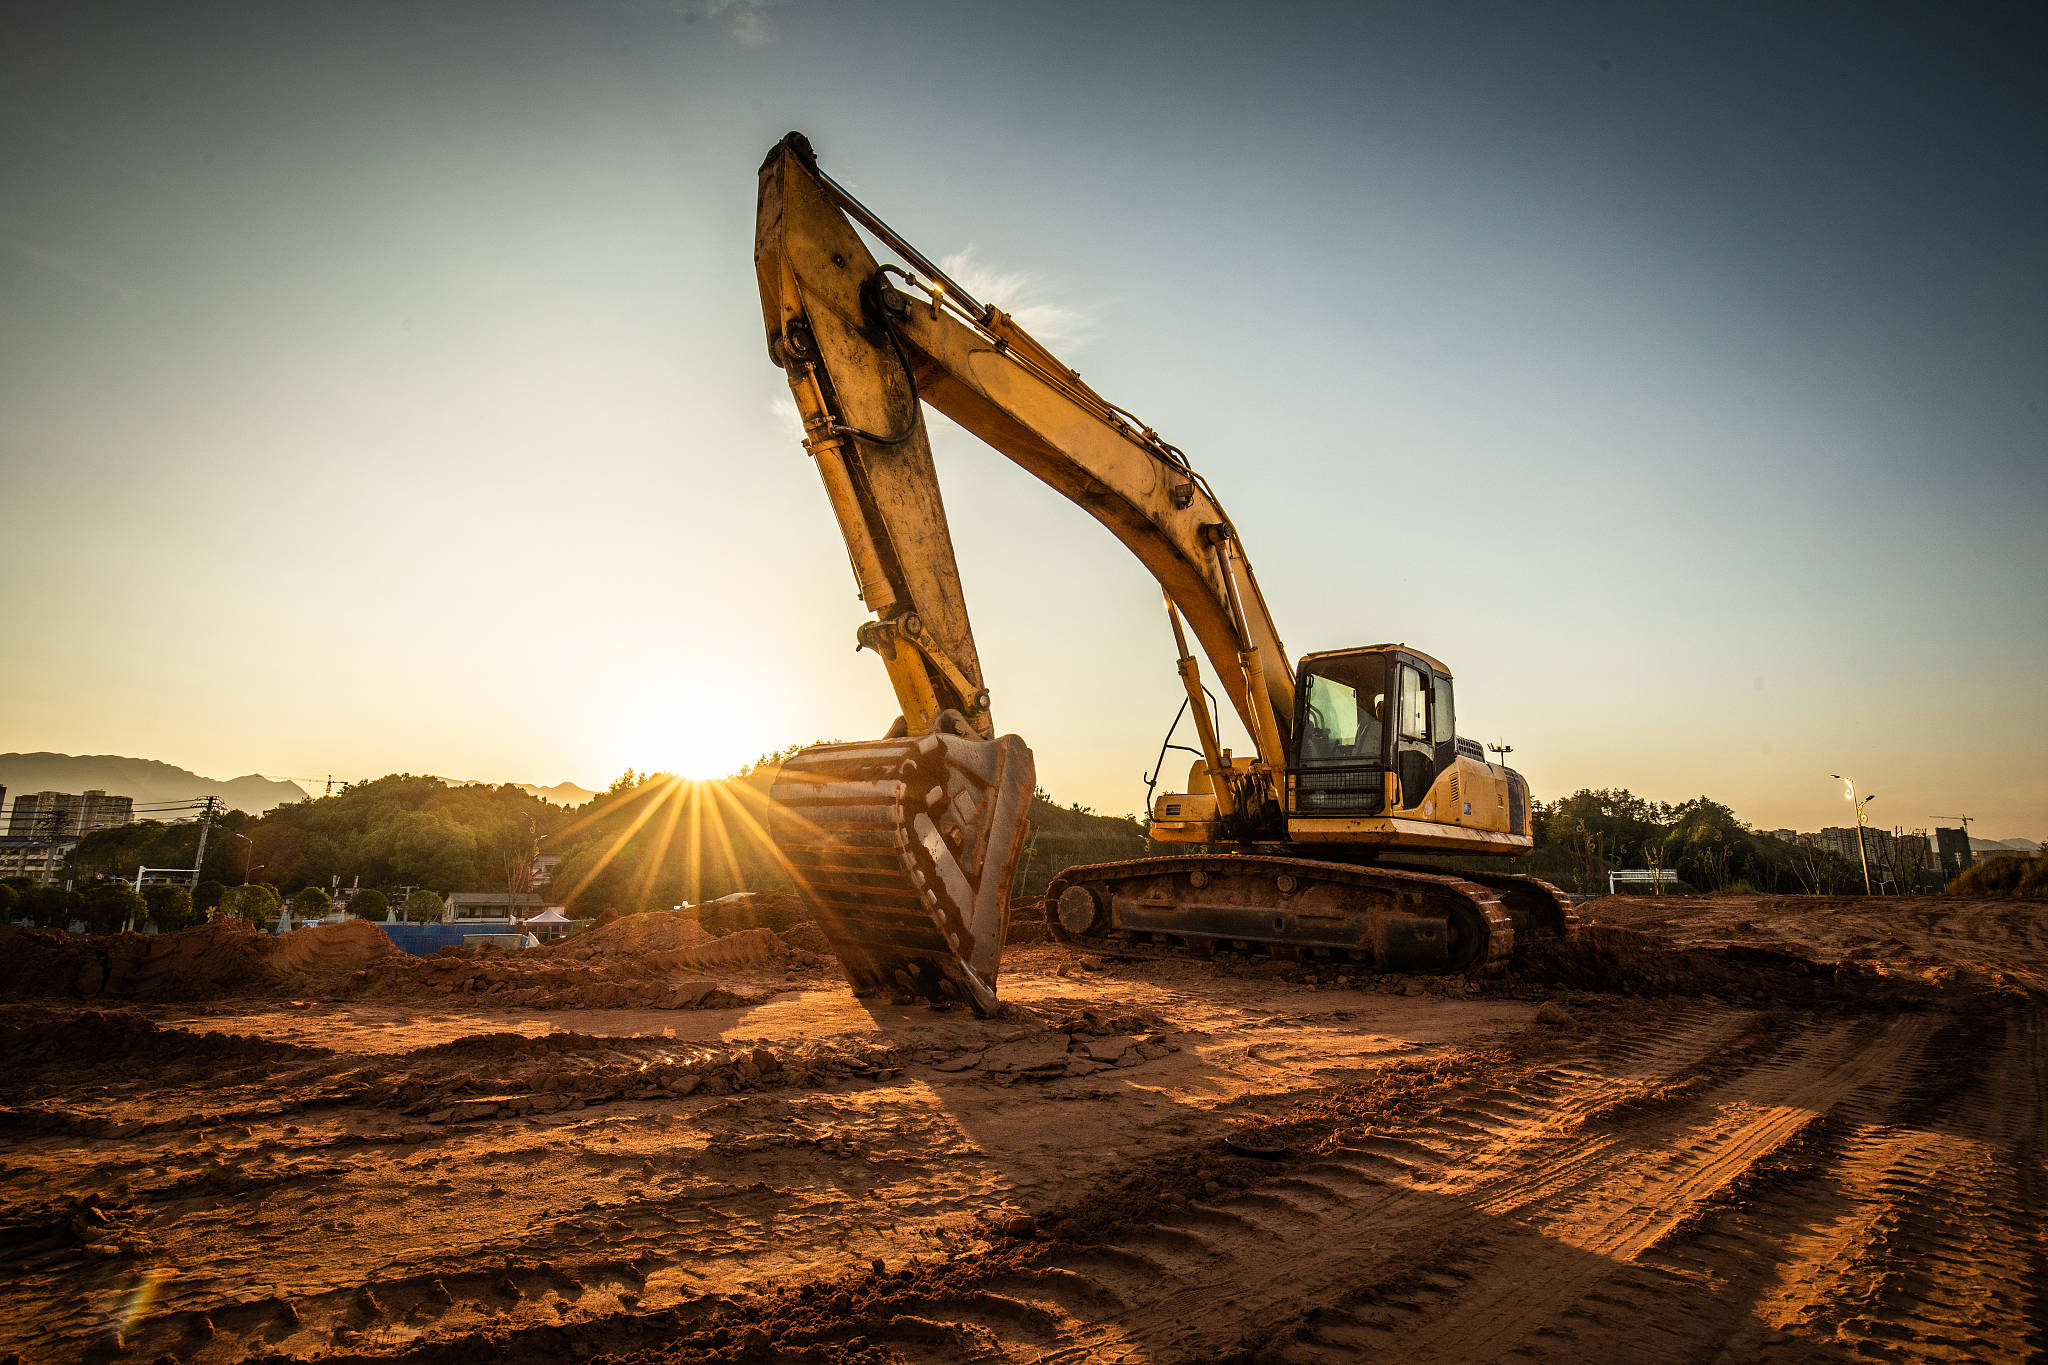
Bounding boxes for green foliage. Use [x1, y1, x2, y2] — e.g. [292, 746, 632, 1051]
[194, 880, 225, 912]
[218, 883, 282, 926]
[0, 882, 16, 920]
[24, 886, 85, 929]
[1528, 789, 1863, 894]
[245, 775, 568, 893]
[1947, 852, 2048, 898]
[142, 883, 200, 930]
[81, 882, 145, 934]
[2, 875, 33, 895]
[547, 771, 790, 914]
[289, 886, 332, 918]
[63, 812, 255, 885]
[1013, 789, 1153, 897]
[402, 889, 445, 923]
[347, 888, 390, 920]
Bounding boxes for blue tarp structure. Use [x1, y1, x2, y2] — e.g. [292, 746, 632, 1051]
[375, 922, 516, 956]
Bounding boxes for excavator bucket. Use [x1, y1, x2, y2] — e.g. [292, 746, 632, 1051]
[768, 731, 1035, 1016]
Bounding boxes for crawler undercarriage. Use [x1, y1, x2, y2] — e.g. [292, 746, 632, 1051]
[1048, 855, 1576, 976]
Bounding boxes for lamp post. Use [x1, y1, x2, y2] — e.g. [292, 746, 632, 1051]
[224, 831, 254, 884]
[1830, 774, 1877, 895]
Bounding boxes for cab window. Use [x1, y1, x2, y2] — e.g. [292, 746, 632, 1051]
[1297, 654, 1387, 763]
[1432, 676, 1455, 746]
[1398, 665, 1429, 741]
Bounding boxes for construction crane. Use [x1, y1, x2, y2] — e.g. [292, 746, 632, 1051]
[755, 133, 1573, 1015]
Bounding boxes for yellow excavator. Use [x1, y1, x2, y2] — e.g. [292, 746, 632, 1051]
[756, 133, 1573, 1015]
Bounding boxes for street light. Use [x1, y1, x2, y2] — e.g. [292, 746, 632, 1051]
[1830, 774, 1878, 895]
[223, 831, 255, 884]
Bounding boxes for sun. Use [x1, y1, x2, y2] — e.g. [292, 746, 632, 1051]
[609, 698, 776, 784]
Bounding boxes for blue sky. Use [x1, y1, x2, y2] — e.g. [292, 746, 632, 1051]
[3, 1, 2043, 836]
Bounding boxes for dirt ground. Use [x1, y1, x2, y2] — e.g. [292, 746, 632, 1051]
[2, 893, 2043, 1364]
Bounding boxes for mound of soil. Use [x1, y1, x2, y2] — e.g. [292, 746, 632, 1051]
[543, 908, 715, 960]
[0, 908, 806, 1011]
[373, 925, 788, 1011]
[0, 1008, 332, 1071]
[269, 919, 406, 978]
[1514, 922, 2016, 1008]
[0, 920, 404, 1004]
[692, 890, 812, 936]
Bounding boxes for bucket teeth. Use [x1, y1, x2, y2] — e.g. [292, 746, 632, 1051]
[769, 732, 1034, 1016]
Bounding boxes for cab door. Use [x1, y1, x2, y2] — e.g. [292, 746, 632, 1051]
[1393, 660, 1436, 810]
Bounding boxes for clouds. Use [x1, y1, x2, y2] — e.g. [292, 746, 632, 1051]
[639, 0, 780, 46]
[2, 235, 133, 301]
[695, 0, 779, 47]
[937, 246, 1094, 352]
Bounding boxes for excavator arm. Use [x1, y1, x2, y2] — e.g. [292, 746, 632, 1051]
[756, 133, 1315, 1013]
[757, 132, 1294, 785]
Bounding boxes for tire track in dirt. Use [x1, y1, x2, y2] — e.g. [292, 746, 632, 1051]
[716, 1006, 2029, 1365]
[774, 1009, 1876, 1362]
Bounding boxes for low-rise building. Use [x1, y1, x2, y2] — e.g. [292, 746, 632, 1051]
[442, 891, 549, 923]
[0, 836, 68, 884]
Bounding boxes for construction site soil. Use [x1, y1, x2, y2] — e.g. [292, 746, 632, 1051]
[2, 891, 2043, 1364]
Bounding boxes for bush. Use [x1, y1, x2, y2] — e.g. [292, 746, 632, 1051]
[289, 886, 332, 920]
[218, 883, 283, 927]
[1947, 853, 2048, 897]
[0, 882, 16, 921]
[347, 888, 390, 920]
[142, 883, 200, 931]
[81, 882, 145, 934]
[194, 880, 226, 913]
[402, 889, 445, 923]
[24, 886, 85, 928]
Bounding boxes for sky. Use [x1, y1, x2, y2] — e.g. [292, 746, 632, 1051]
[2, 1, 2044, 838]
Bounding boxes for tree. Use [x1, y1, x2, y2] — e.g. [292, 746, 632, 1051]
[1665, 799, 1748, 892]
[24, 886, 85, 929]
[289, 886, 332, 921]
[402, 888, 445, 923]
[0, 882, 17, 922]
[1642, 835, 1672, 896]
[347, 887, 390, 920]
[502, 820, 538, 923]
[195, 880, 226, 913]
[81, 882, 145, 935]
[142, 884, 199, 931]
[218, 883, 283, 927]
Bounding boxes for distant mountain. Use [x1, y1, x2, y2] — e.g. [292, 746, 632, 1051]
[444, 778, 599, 807]
[1971, 836, 2041, 855]
[0, 753, 309, 816]
[522, 781, 598, 807]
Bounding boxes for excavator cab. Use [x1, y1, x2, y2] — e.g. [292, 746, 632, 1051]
[1289, 648, 1394, 817]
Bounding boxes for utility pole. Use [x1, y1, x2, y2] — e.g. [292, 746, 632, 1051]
[1488, 742, 1514, 767]
[190, 796, 224, 889]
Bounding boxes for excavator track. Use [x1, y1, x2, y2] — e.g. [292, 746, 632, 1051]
[1046, 854, 1523, 977]
[1417, 865, 1580, 942]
